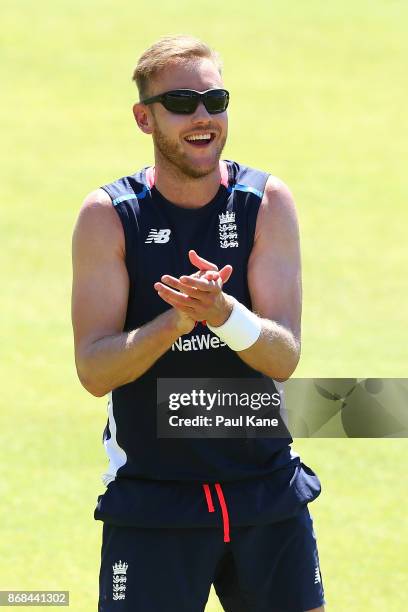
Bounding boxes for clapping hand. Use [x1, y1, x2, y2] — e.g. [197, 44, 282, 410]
[154, 250, 234, 332]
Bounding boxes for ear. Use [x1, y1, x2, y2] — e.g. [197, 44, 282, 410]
[133, 103, 153, 135]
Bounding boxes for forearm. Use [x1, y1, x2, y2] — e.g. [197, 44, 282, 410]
[235, 318, 301, 381]
[153, 259, 301, 380]
[76, 309, 184, 397]
[206, 295, 301, 380]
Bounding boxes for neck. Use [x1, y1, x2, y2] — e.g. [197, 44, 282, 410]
[153, 155, 222, 209]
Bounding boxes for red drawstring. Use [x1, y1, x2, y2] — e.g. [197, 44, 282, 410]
[215, 483, 230, 543]
[202, 483, 230, 543]
[202, 484, 215, 512]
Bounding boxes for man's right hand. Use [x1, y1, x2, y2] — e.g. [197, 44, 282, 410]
[172, 308, 196, 336]
[165, 250, 233, 335]
[171, 271, 223, 335]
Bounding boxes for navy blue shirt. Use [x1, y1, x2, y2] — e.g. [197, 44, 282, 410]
[94, 160, 321, 529]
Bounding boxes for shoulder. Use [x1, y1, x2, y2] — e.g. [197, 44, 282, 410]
[229, 160, 295, 208]
[255, 175, 299, 241]
[78, 187, 114, 216]
[262, 175, 297, 217]
[227, 160, 269, 194]
[73, 188, 124, 255]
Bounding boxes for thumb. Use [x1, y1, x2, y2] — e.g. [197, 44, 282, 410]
[218, 264, 233, 284]
[189, 249, 218, 271]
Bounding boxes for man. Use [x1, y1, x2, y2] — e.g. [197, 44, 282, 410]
[72, 35, 325, 612]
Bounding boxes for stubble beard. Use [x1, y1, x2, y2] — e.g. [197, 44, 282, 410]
[152, 123, 227, 180]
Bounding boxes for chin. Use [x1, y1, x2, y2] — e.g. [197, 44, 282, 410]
[182, 165, 217, 179]
[182, 157, 220, 179]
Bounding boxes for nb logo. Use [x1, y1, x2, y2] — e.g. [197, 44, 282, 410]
[145, 229, 171, 244]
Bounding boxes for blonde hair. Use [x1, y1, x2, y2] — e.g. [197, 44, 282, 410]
[132, 35, 223, 100]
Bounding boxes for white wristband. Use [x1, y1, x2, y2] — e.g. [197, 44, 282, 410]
[207, 298, 262, 351]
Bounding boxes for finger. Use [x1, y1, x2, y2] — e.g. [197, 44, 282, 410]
[155, 283, 196, 308]
[219, 265, 233, 284]
[203, 271, 223, 289]
[205, 269, 233, 287]
[188, 249, 218, 271]
[160, 275, 199, 298]
[193, 270, 219, 281]
[204, 270, 220, 281]
[179, 275, 219, 293]
[154, 283, 197, 309]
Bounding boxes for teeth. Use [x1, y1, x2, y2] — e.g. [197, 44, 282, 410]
[186, 133, 212, 141]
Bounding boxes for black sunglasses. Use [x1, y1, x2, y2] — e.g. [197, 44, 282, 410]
[140, 88, 229, 115]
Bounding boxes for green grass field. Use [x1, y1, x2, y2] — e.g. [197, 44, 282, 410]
[1, 1, 407, 610]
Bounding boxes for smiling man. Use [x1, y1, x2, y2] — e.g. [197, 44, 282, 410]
[72, 35, 326, 612]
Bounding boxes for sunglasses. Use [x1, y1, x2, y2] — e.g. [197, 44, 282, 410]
[140, 88, 230, 115]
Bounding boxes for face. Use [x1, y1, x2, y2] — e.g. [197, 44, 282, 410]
[134, 58, 228, 179]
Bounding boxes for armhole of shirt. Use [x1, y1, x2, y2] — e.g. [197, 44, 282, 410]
[246, 171, 270, 257]
[100, 184, 139, 311]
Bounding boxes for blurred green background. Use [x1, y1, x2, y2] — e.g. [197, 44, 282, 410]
[1, 0, 407, 610]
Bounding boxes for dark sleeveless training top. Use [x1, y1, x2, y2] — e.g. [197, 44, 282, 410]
[94, 160, 321, 534]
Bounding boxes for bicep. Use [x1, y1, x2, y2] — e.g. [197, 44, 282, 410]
[71, 192, 129, 358]
[247, 179, 302, 339]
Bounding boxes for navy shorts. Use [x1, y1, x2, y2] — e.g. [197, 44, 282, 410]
[98, 505, 325, 612]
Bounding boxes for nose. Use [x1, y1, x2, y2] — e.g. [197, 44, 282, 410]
[191, 101, 212, 121]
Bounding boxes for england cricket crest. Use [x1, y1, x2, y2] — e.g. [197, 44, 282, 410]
[218, 211, 239, 248]
[112, 560, 128, 601]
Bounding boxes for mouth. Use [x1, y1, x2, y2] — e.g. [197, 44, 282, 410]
[183, 132, 216, 147]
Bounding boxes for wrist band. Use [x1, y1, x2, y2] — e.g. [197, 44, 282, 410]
[207, 298, 262, 351]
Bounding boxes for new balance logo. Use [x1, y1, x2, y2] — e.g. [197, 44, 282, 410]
[145, 229, 171, 244]
[314, 566, 321, 584]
